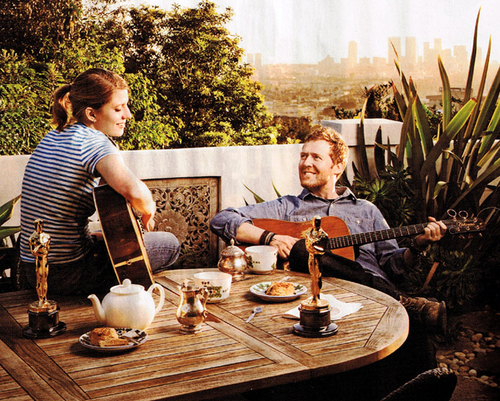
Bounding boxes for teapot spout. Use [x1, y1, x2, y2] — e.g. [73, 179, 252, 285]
[88, 294, 106, 325]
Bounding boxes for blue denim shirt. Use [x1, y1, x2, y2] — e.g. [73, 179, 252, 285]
[210, 187, 410, 284]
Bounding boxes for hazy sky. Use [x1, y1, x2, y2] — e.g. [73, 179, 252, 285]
[136, 0, 499, 65]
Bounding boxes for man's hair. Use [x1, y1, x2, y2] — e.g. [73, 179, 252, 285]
[304, 127, 349, 166]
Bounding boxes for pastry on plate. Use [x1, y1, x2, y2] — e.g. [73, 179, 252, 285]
[89, 327, 128, 347]
[266, 282, 295, 296]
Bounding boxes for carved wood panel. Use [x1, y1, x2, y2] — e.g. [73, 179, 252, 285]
[145, 178, 220, 268]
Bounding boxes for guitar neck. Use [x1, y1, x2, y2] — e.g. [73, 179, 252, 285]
[328, 222, 431, 250]
[253, 215, 484, 253]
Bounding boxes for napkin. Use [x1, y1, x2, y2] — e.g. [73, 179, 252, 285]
[283, 294, 363, 321]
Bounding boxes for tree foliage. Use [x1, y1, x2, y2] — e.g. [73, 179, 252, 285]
[121, 2, 277, 147]
[0, 49, 52, 154]
[270, 116, 317, 144]
[0, 0, 277, 154]
[0, 0, 82, 58]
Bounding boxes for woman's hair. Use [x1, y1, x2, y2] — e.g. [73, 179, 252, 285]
[52, 68, 129, 131]
[304, 126, 349, 166]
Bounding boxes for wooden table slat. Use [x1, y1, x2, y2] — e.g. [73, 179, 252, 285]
[0, 337, 68, 401]
[0, 365, 31, 401]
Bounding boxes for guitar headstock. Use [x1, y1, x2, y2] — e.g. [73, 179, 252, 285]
[444, 209, 486, 235]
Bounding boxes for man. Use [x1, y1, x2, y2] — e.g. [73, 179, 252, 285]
[210, 126, 447, 332]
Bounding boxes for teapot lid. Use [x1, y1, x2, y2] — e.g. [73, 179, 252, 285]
[221, 239, 245, 257]
[110, 278, 144, 294]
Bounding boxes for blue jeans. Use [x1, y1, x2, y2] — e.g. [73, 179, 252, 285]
[21, 232, 180, 295]
[143, 231, 181, 273]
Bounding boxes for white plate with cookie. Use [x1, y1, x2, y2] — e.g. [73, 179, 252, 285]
[79, 327, 148, 352]
[250, 282, 307, 302]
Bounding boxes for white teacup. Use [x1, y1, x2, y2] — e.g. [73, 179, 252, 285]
[193, 271, 232, 303]
[245, 245, 278, 274]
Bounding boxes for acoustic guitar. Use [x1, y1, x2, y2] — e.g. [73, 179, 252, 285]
[253, 214, 485, 260]
[93, 184, 154, 289]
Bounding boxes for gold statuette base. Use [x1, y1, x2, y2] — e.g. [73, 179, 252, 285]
[23, 301, 66, 339]
[28, 299, 58, 313]
[293, 302, 338, 338]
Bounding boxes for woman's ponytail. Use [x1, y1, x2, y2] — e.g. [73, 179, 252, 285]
[52, 84, 72, 131]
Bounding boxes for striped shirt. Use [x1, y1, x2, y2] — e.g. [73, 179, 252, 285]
[20, 123, 120, 264]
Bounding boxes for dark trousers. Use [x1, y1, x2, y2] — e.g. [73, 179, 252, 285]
[289, 239, 402, 299]
[20, 236, 117, 296]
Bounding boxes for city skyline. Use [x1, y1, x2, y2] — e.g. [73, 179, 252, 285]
[247, 35, 480, 68]
[139, 0, 499, 65]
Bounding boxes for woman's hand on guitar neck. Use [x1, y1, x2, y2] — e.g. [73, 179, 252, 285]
[270, 234, 299, 259]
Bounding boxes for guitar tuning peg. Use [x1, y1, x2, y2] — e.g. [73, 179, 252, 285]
[458, 210, 468, 219]
[447, 209, 457, 220]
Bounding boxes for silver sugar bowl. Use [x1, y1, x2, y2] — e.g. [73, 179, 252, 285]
[218, 239, 247, 281]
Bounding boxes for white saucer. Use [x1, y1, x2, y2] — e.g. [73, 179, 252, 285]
[79, 328, 148, 352]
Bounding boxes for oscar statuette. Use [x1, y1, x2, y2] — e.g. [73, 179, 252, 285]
[22, 219, 66, 339]
[293, 216, 338, 337]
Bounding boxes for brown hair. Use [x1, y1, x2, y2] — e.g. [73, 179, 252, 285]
[304, 126, 349, 166]
[52, 68, 129, 131]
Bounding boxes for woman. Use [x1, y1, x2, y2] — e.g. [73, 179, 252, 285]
[19, 68, 180, 295]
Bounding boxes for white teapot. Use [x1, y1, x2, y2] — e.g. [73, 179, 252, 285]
[88, 279, 165, 330]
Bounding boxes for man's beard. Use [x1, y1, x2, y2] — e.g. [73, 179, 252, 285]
[300, 171, 329, 193]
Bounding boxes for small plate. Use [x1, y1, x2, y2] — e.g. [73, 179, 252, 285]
[250, 282, 307, 302]
[79, 328, 148, 352]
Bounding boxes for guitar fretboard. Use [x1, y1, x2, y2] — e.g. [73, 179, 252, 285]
[328, 222, 428, 250]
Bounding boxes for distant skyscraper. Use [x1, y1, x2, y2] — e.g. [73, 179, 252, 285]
[247, 53, 254, 64]
[348, 41, 358, 67]
[423, 42, 433, 64]
[359, 57, 370, 66]
[405, 37, 417, 67]
[255, 53, 262, 68]
[388, 37, 401, 62]
[423, 39, 444, 65]
[434, 38, 442, 52]
[454, 45, 467, 65]
[442, 48, 453, 65]
[373, 57, 387, 68]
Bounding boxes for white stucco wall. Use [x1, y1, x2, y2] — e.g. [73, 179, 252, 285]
[0, 119, 402, 226]
[321, 118, 402, 145]
[0, 144, 304, 226]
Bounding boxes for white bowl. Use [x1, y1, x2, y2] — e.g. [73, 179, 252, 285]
[194, 271, 232, 303]
[245, 245, 278, 274]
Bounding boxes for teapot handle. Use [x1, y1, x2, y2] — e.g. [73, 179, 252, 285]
[147, 283, 165, 316]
